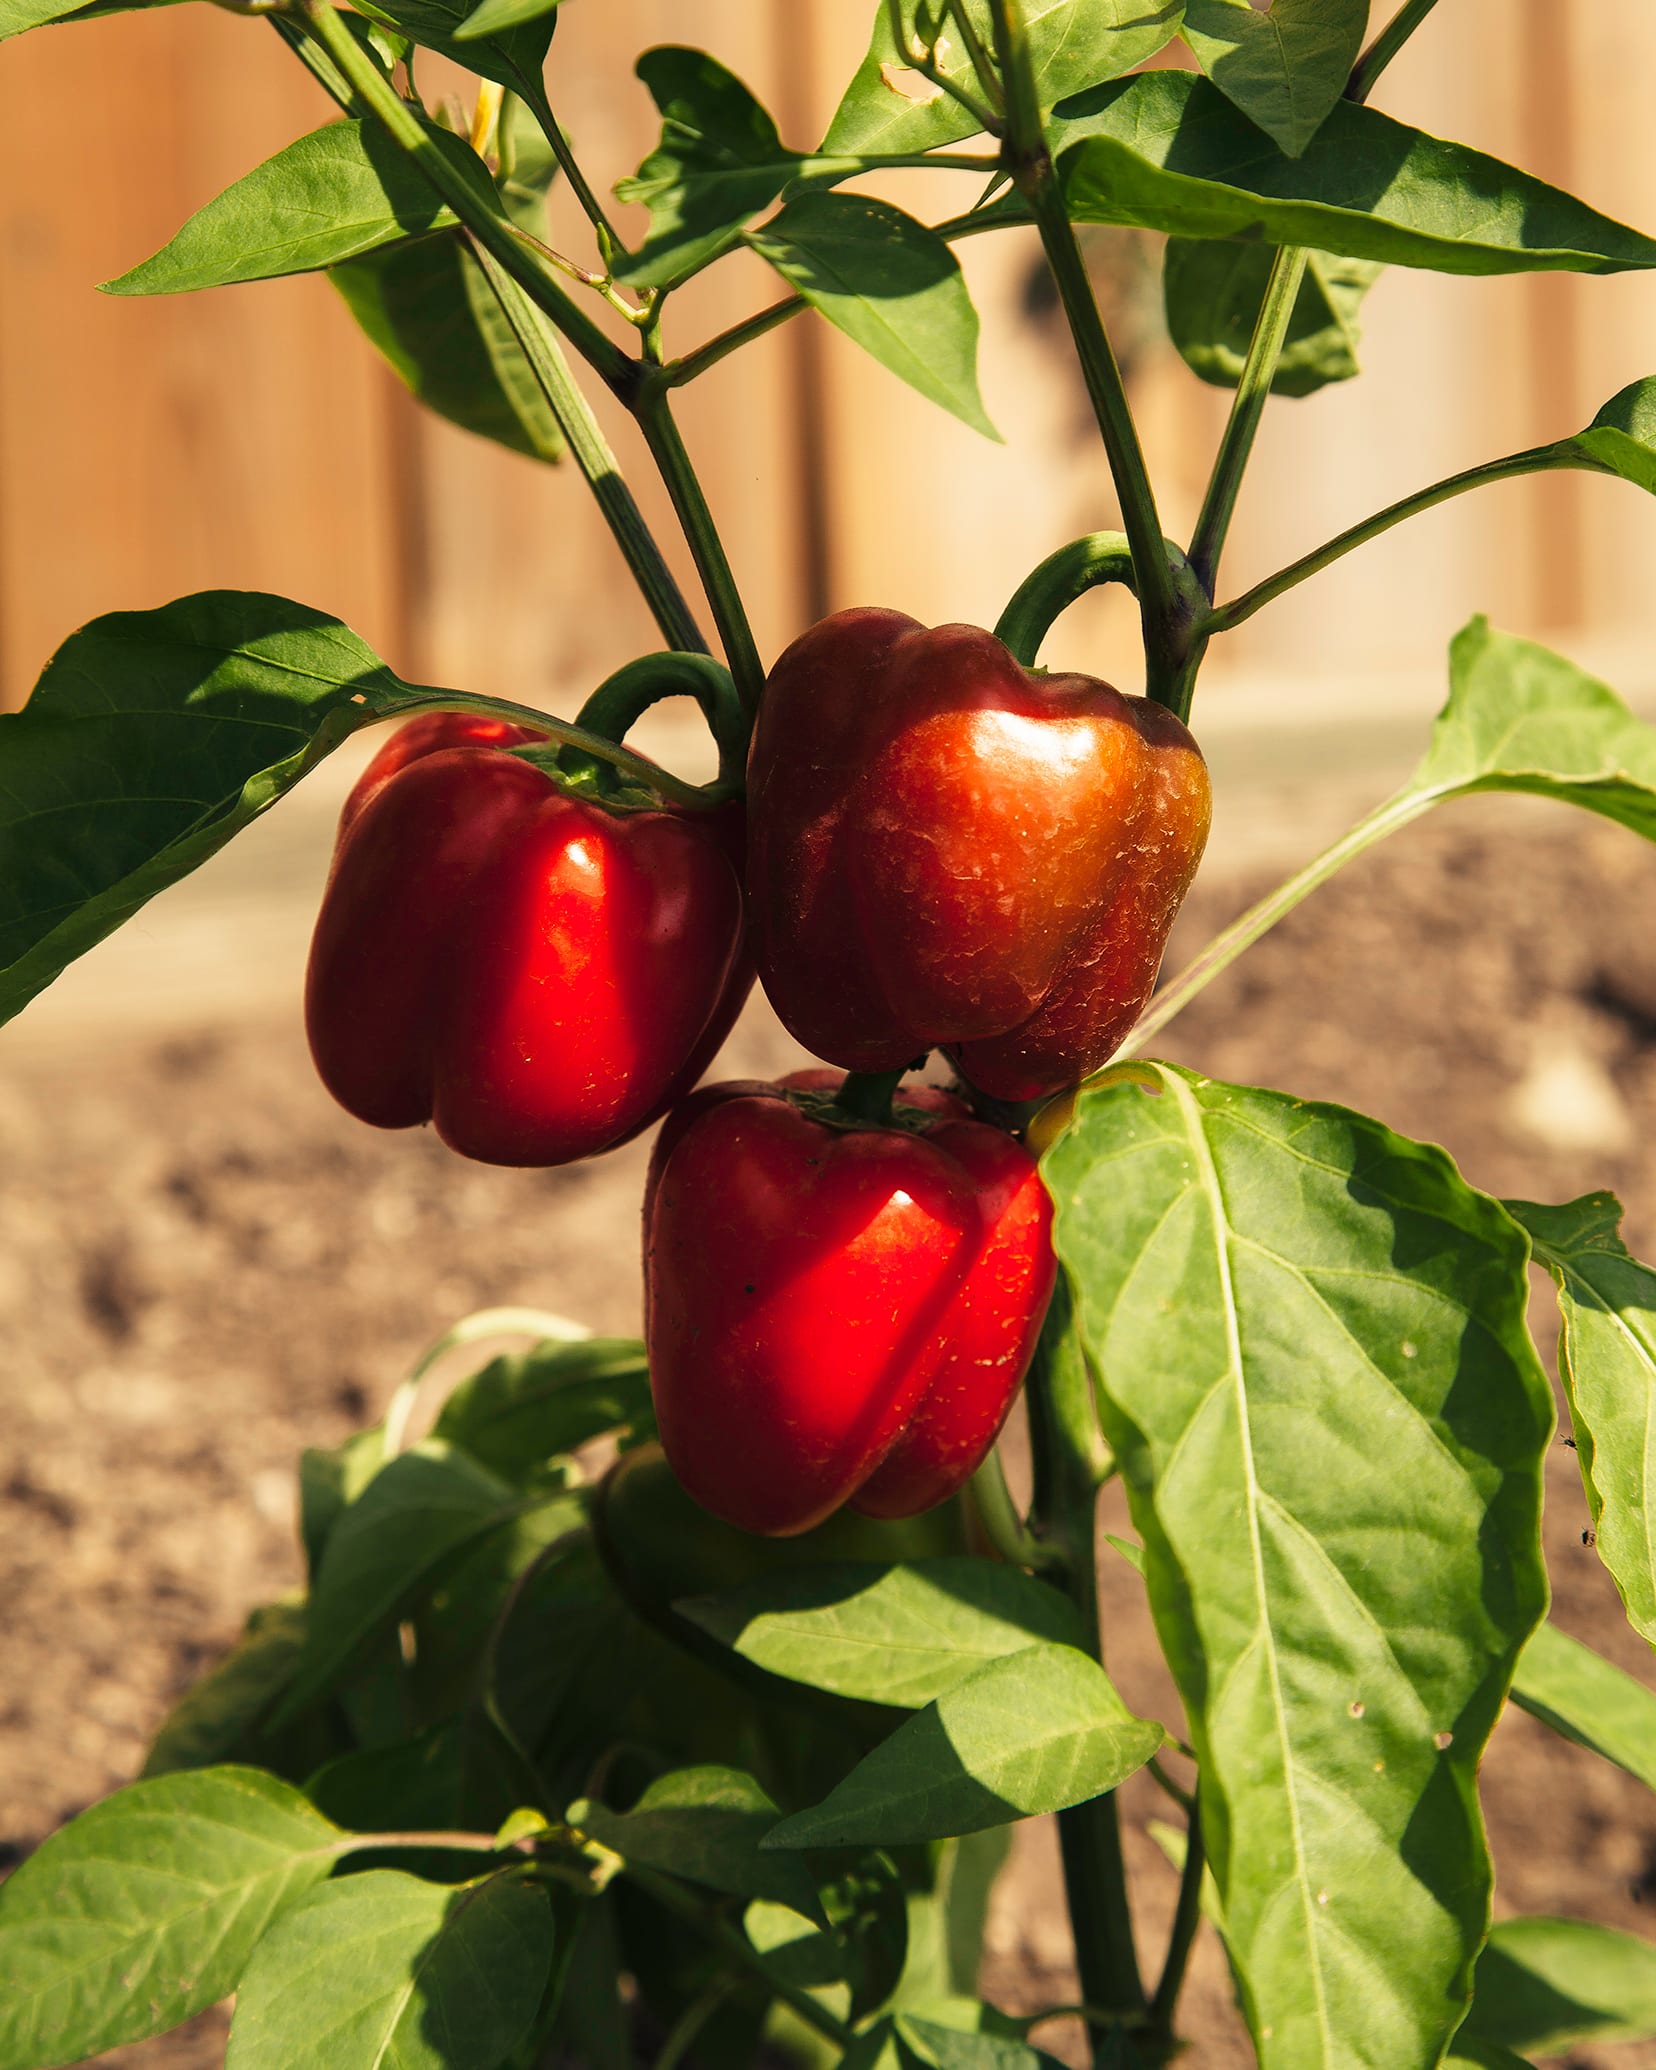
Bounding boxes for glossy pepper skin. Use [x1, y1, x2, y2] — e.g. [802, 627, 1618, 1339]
[745, 609, 1212, 1103]
[644, 1070, 1056, 1535]
[306, 710, 751, 1167]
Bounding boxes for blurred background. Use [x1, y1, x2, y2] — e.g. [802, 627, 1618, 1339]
[5, 3, 1656, 2063]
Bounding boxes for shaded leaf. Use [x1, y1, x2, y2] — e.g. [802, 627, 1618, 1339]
[681, 1556, 1083, 1708]
[0, 589, 543, 1031]
[821, 0, 1183, 155]
[333, 231, 566, 463]
[142, 1600, 309, 1778]
[225, 1869, 552, 2070]
[573, 1766, 825, 1924]
[1045, 1067, 1552, 2070]
[1511, 1621, 1656, 1790]
[899, 2013, 1069, 2070]
[0, 1768, 345, 2067]
[103, 119, 496, 296]
[747, 191, 998, 437]
[433, 1336, 652, 1479]
[456, 0, 565, 41]
[1051, 72, 1656, 276]
[763, 1646, 1161, 1848]
[1180, 0, 1369, 158]
[353, 0, 554, 101]
[301, 1427, 389, 1583]
[1463, 1916, 1656, 2057]
[279, 1442, 529, 1721]
[1164, 240, 1381, 397]
[1509, 1193, 1656, 1646]
[614, 46, 801, 289]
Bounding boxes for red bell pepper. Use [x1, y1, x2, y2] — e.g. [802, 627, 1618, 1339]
[644, 1070, 1056, 1535]
[745, 609, 1212, 1102]
[306, 710, 750, 1167]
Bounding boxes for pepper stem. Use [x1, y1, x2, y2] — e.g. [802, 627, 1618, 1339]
[832, 1069, 907, 1127]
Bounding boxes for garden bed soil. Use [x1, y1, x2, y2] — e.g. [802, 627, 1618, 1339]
[4, 799, 1656, 2067]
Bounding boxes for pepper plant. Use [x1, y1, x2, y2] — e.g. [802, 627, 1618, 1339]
[5, 2, 1656, 2067]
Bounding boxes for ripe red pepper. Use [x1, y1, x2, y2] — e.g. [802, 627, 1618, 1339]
[644, 1070, 1056, 1535]
[306, 710, 750, 1167]
[745, 610, 1212, 1103]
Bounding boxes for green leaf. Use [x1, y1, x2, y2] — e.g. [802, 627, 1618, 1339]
[746, 192, 998, 438]
[1051, 72, 1656, 275]
[1508, 1193, 1656, 1645]
[333, 232, 566, 462]
[1444, 2046, 1535, 2070]
[433, 1337, 652, 1480]
[762, 1645, 1162, 1849]
[0, 589, 541, 1031]
[279, 1442, 528, 1721]
[1045, 1066, 1552, 2070]
[225, 1869, 553, 2070]
[614, 46, 801, 290]
[0, 0, 87, 37]
[1511, 1621, 1656, 1791]
[1573, 377, 1656, 493]
[572, 1766, 825, 1925]
[456, 0, 563, 40]
[1164, 240, 1381, 398]
[899, 2013, 1068, 2070]
[821, 0, 1184, 155]
[142, 1600, 309, 1778]
[0, 1767, 346, 2066]
[1463, 1916, 1656, 2056]
[681, 1557, 1083, 1707]
[1180, 0, 1369, 158]
[301, 1427, 389, 1583]
[103, 120, 497, 296]
[353, 0, 554, 102]
[746, 1851, 910, 2022]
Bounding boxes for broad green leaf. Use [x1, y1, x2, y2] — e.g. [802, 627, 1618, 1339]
[143, 1600, 308, 1778]
[1444, 2047, 1535, 2070]
[433, 1337, 652, 1479]
[1050, 72, 1656, 276]
[1573, 377, 1656, 493]
[899, 2014, 1068, 2070]
[746, 1851, 909, 2022]
[456, 0, 564, 40]
[746, 192, 998, 438]
[681, 1557, 1083, 1707]
[353, 0, 554, 102]
[0, 589, 547, 1031]
[1045, 1067, 1552, 2070]
[763, 1645, 1162, 1848]
[1509, 1193, 1656, 1646]
[1511, 1621, 1656, 1791]
[225, 1869, 552, 2070]
[301, 1427, 389, 1583]
[0, 1767, 346, 2066]
[103, 120, 497, 296]
[1463, 1916, 1656, 2056]
[333, 232, 566, 463]
[279, 1442, 528, 1720]
[572, 1766, 825, 1925]
[821, 0, 1184, 155]
[1180, 0, 1369, 158]
[614, 46, 801, 290]
[1164, 240, 1381, 397]
[0, 0, 86, 37]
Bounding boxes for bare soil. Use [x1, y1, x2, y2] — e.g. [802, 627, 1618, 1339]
[4, 798, 1656, 2068]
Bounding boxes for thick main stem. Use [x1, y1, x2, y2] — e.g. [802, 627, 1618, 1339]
[635, 381, 765, 718]
[985, 0, 1180, 704]
[1025, 1282, 1142, 2050]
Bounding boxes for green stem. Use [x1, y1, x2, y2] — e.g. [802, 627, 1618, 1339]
[621, 1864, 854, 2048]
[634, 378, 765, 717]
[1148, 1807, 1205, 2044]
[888, 0, 1004, 133]
[298, 1, 629, 392]
[573, 651, 746, 790]
[1200, 445, 1597, 637]
[833, 1068, 907, 1126]
[1024, 1281, 1142, 2049]
[995, 532, 1137, 666]
[464, 242, 708, 656]
[985, 0, 1179, 705]
[1122, 787, 1434, 1055]
[1346, 0, 1442, 104]
[516, 81, 626, 267]
[968, 1444, 1064, 1571]
[1187, 245, 1309, 597]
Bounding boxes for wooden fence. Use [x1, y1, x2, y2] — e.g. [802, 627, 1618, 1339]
[1, 1, 1653, 717]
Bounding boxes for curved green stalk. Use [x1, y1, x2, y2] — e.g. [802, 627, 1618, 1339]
[573, 651, 746, 790]
[1148, 1807, 1206, 2042]
[1200, 446, 1599, 636]
[1347, 0, 1443, 105]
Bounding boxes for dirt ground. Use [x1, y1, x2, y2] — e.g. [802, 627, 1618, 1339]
[5, 798, 1656, 2069]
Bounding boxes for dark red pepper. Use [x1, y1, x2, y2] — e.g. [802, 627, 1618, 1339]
[644, 1069, 1056, 1535]
[306, 710, 750, 1167]
[745, 609, 1212, 1102]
